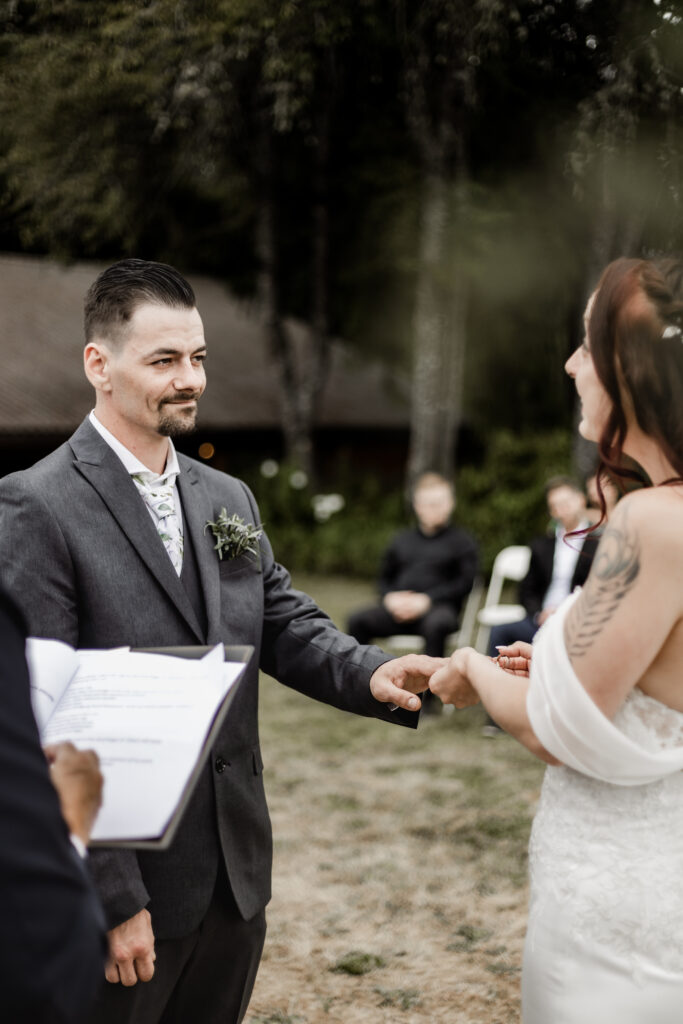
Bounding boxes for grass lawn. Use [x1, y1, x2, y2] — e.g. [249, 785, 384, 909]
[246, 574, 545, 1024]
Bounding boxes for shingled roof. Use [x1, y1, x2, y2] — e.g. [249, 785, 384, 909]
[0, 253, 409, 434]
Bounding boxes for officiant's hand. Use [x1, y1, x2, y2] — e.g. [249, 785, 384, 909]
[105, 908, 156, 986]
[495, 641, 533, 677]
[370, 654, 445, 711]
[44, 741, 103, 846]
[430, 648, 480, 708]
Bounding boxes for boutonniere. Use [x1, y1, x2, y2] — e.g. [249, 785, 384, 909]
[204, 508, 263, 561]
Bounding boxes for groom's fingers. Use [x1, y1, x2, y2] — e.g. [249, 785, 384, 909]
[370, 663, 421, 710]
[390, 654, 448, 700]
[370, 655, 446, 711]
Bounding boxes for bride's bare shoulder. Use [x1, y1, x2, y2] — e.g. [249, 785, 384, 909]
[611, 486, 683, 556]
[617, 484, 683, 514]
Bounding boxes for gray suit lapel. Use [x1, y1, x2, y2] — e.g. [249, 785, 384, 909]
[177, 457, 222, 640]
[69, 421, 205, 643]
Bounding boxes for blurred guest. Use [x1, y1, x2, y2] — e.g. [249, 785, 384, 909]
[0, 586, 106, 1023]
[486, 475, 598, 655]
[481, 477, 597, 735]
[348, 473, 478, 711]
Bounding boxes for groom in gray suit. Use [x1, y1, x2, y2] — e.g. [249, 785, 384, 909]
[0, 259, 438, 1024]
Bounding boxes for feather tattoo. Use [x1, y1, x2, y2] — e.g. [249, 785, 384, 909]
[564, 508, 640, 658]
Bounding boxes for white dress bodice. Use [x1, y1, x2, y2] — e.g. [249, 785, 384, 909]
[522, 595, 683, 1022]
[529, 688, 683, 977]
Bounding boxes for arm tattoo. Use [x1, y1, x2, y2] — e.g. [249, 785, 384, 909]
[564, 508, 641, 658]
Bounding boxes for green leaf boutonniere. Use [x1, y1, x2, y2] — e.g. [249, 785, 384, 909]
[204, 508, 263, 561]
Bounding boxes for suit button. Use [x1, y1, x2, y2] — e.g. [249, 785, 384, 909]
[215, 757, 227, 774]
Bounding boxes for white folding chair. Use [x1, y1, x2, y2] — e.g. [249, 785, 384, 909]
[474, 545, 531, 653]
[445, 576, 483, 653]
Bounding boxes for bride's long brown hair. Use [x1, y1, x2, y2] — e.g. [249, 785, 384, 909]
[587, 256, 683, 518]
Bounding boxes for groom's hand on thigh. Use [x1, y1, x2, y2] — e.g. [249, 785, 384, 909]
[105, 907, 156, 986]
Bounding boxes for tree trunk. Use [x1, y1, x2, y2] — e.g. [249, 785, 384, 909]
[300, 97, 333, 479]
[255, 191, 314, 479]
[402, 2, 480, 491]
[406, 171, 467, 489]
[573, 120, 643, 480]
[255, 120, 329, 483]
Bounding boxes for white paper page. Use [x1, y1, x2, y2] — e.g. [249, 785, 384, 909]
[42, 644, 243, 841]
[26, 637, 80, 734]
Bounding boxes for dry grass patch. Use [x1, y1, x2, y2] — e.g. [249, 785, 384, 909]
[247, 575, 545, 1023]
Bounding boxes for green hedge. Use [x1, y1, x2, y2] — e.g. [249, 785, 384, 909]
[247, 429, 574, 579]
[455, 429, 574, 573]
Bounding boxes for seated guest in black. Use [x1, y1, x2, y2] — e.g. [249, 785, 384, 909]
[348, 473, 478, 709]
[0, 586, 107, 1023]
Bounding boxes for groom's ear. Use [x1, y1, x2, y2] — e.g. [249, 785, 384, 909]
[84, 341, 114, 393]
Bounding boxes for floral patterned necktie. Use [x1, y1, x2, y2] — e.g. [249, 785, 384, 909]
[131, 472, 184, 575]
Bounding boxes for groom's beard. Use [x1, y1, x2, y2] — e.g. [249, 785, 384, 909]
[157, 392, 201, 437]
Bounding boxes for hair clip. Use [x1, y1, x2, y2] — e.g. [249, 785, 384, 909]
[662, 324, 682, 340]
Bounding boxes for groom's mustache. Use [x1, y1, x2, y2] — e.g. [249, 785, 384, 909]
[160, 392, 202, 405]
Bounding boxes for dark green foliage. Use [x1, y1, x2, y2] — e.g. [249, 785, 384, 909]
[250, 430, 572, 577]
[456, 429, 574, 573]
[1, 0, 682, 458]
[246, 462, 404, 578]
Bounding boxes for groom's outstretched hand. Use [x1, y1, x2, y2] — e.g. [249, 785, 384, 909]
[370, 655, 446, 712]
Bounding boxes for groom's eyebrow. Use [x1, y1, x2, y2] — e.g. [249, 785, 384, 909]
[146, 346, 207, 358]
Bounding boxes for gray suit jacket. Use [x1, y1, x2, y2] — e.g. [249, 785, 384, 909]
[0, 419, 413, 938]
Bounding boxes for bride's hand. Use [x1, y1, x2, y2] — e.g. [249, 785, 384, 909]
[495, 641, 533, 677]
[430, 648, 480, 708]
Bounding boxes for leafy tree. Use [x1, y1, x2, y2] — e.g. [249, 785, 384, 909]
[1, 0, 682, 488]
[566, 0, 683, 473]
[395, 0, 510, 485]
[0, 0, 354, 477]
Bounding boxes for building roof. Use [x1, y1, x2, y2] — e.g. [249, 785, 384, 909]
[0, 253, 409, 434]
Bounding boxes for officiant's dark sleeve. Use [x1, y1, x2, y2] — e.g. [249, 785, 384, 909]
[0, 588, 107, 1023]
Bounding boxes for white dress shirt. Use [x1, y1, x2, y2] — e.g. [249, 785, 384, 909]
[542, 522, 588, 611]
[88, 411, 184, 537]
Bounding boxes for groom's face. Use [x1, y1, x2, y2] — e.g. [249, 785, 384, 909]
[98, 301, 207, 441]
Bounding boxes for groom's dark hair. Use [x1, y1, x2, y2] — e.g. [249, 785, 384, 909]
[84, 258, 196, 346]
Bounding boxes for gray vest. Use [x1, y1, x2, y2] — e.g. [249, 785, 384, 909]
[179, 523, 208, 641]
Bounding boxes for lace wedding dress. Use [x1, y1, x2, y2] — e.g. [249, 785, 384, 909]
[522, 594, 683, 1023]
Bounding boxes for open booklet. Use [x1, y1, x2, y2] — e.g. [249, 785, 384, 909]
[26, 639, 252, 850]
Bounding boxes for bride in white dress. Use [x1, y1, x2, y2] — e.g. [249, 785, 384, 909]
[430, 256, 683, 1022]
